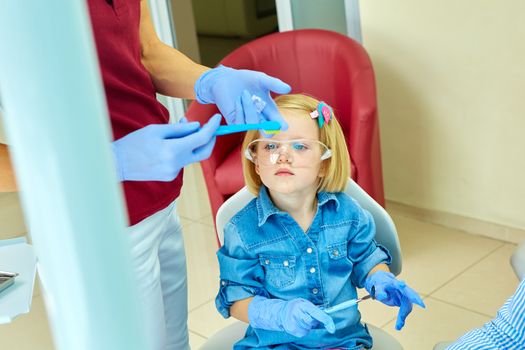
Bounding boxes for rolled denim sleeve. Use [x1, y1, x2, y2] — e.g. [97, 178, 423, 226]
[348, 208, 392, 288]
[215, 221, 267, 318]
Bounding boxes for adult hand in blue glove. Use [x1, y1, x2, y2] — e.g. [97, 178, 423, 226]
[112, 114, 221, 181]
[194, 65, 291, 129]
[364, 270, 425, 330]
[248, 295, 335, 338]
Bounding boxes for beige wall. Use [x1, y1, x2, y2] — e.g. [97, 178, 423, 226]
[360, 1, 525, 230]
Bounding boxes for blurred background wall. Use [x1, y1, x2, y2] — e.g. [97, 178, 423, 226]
[360, 1, 525, 239]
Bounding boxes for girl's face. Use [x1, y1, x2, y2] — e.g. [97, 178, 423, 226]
[254, 108, 326, 196]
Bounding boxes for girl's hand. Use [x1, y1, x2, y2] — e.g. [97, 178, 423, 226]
[248, 296, 335, 338]
[364, 271, 425, 330]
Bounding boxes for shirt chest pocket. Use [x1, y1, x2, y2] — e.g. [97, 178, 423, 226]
[327, 241, 348, 260]
[326, 241, 354, 273]
[259, 255, 296, 288]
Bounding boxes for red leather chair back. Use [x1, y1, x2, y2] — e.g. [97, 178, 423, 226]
[186, 29, 385, 229]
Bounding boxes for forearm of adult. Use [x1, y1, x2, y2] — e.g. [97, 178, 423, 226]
[230, 297, 253, 323]
[139, 0, 209, 99]
[0, 144, 17, 191]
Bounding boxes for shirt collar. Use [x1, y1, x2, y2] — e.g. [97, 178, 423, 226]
[256, 186, 281, 226]
[317, 191, 340, 211]
[256, 186, 340, 226]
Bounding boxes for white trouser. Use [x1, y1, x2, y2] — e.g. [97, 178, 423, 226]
[128, 200, 189, 350]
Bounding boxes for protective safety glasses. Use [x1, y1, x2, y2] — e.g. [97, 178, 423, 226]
[244, 138, 332, 167]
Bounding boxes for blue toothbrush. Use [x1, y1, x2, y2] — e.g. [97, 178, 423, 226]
[214, 121, 281, 136]
[212, 94, 280, 136]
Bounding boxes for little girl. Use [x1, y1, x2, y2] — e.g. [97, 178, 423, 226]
[215, 94, 424, 349]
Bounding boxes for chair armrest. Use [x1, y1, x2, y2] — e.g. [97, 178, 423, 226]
[345, 179, 402, 275]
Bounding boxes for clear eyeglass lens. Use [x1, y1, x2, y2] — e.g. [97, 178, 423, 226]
[247, 139, 330, 166]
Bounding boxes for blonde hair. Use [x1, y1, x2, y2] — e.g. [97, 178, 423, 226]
[242, 94, 350, 195]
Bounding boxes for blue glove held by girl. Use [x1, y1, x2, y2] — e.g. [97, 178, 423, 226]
[194, 65, 291, 128]
[248, 296, 335, 338]
[364, 270, 425, 330]
[112, 114, 221, 181]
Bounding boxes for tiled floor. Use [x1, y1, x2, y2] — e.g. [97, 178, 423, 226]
[0, 164, 520, 349]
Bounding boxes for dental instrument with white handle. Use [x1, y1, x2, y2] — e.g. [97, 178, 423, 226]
[324, 294, 373, 314]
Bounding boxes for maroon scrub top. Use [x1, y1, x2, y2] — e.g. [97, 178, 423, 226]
[87, 0, 183, 225]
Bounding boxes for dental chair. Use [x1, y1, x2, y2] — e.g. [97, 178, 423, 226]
[200, 178, 403, 350]
[186, 29, 385, 238]
[432, 241, 525, 350]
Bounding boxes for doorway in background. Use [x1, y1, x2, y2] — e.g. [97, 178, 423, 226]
[192, 0, 278, 67]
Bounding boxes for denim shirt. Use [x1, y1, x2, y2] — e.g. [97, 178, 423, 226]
[215, 186, 392, 350]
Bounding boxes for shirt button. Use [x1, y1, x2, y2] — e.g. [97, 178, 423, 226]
[306, 247, 313, 254]
[283, 260, 289, 267]
[312, 288, 319, 294]
[221, 280, 226, 286]
[265, 259, 270, 265]
[309, 267, 316, 274]
[333, 249, 339, 257]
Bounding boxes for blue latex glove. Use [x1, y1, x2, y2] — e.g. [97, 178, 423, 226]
[248, 296, 335, 338]
[111, 114, 221, 181]
[364, 270, 425, 330]
[194, 65, 291, 129]
[233, 89, 278, 137]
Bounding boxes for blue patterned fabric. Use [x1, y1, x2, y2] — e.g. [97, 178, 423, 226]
[446, 279, 525, 350]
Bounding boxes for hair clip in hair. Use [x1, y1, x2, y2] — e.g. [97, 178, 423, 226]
[309, 101, 333, 128]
